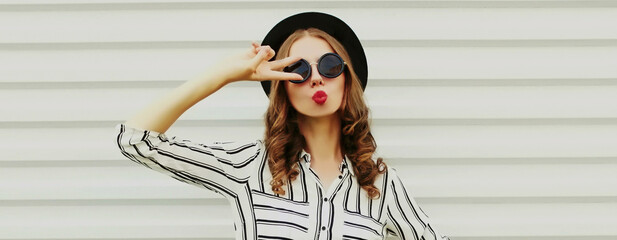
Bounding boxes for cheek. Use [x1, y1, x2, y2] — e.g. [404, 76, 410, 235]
[283, 81, 290, 96]
[284, 82, 303, 104]
[284, 82, 296, 97]
[333, 77, 345, 99]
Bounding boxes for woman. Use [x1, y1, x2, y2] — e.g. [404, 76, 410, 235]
[115, 12, 450, 240]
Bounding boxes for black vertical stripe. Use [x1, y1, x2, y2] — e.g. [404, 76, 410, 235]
[327, 198, 335, 240]
[245, 185, 257, 240]
[425, 223, 437, 240]
[258, 149, 267, 192]
[343, 174, 353, 211]
[391, 181, 420, 240]
[288, 177, 294, 201]
[396, 175, 427, 228]
[328, 178, 347, 239]
[377, 168, 389, 221]
[356, 183, 361, 214]
[298, 161, 308, 202]
[368, 197, 373, 219]
[387, 206, 405, 240]
[314, 183, 323, 240]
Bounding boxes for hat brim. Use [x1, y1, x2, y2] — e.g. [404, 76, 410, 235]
[260, 12, 367, 97]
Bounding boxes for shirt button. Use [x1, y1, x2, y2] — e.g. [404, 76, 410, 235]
[323, 197, 328, 202]
[338, 175, 342, 179]
[321, 226, 326, 231]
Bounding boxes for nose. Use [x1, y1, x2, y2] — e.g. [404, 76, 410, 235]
[308, 63, 324, 87]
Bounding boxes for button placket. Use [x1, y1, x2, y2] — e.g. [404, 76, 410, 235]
[319, 192, 331, 239]
[319, 173, 348, 239]
[299, 151, 352, 239]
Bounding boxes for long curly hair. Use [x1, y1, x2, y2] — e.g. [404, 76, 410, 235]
[264, 28, 387, 199]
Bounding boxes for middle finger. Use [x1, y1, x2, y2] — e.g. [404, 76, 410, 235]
[270, 56, 303, 70]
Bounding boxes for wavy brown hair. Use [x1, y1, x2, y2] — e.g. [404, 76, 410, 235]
[264, 28, 387, 199]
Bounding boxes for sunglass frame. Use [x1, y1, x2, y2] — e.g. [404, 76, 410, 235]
[286, 52, 347, 83]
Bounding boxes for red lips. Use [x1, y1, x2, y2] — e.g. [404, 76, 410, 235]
[312, 90, 328, 105]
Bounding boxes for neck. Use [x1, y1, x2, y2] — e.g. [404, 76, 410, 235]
[298, 113, 342, 165]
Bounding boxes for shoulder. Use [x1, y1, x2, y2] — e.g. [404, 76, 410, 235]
[381, 166, 406, 196]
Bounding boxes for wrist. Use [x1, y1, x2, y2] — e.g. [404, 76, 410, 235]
[199, 68, 233, 86]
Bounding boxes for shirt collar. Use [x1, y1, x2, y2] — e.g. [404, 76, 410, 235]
[299, 149, 355, 177]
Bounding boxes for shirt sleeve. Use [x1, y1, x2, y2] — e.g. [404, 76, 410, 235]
[114, 123, 263, 199]
[384, 167, 451, 240]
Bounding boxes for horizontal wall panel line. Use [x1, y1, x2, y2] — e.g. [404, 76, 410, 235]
[367, 78, 617, 87]
[2, 39, 617, 49]
[2, 157, 616, 167]
[0, 120, 263, 129]
[456, 236, 617, 240]
[3, 119, 617, 129]
[0, 238, 227, 240]
[1, 1, 617, 11]
[423, 196, 617, 204]
[4, 47, 616, 81]
[3, 78, 617, 89]
[2, 196, 614, 207]
[387, 157, 617, 165]
[0, 238, 230, 240]
[0, 198, 228, 206]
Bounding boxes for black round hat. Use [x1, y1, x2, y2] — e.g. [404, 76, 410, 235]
[260, 12, 368, 96]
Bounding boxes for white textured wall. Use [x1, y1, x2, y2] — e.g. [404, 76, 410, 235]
[2, 0, 617, 239]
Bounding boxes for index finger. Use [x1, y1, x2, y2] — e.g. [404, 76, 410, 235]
[265, 71, 304, 81]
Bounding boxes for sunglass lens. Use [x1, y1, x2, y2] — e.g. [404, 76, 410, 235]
[284, 60, 310, 83]
[319, 54, 344, 78]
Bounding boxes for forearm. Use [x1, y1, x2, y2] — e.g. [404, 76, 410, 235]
[124, 71, 231, 134]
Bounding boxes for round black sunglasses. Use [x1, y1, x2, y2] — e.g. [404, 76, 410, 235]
[283, 52, 347, 83]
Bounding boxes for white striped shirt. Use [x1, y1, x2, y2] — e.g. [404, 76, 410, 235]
[115, 123, 450, 240]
